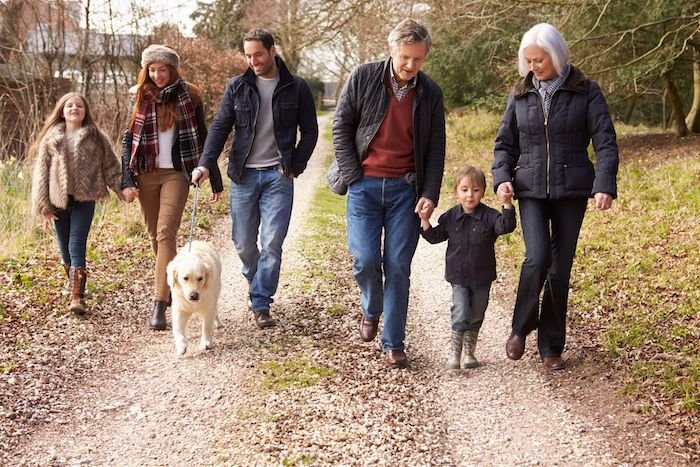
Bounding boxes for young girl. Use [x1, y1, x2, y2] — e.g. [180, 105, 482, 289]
[121, 44, 224, 330]
[30, 92, 123, 314]
[419, 166, 516, 369]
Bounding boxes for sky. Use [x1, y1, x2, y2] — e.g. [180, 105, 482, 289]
[89, 0, 200, 36]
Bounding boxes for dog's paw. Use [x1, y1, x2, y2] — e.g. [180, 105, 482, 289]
[175, 337, 188, 355]
[201, 338, 214, 351]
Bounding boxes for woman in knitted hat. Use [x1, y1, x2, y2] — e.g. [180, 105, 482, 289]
[121, 44, 224, 330]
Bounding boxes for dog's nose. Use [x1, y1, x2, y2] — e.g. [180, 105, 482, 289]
[189, 292, 199, 301]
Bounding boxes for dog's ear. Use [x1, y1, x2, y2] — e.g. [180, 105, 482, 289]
[166, 258, 178, 287]
[201, 263, 211, 289]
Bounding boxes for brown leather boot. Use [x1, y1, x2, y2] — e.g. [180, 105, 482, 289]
[68, 267, 87, 314]
[149, 300, 168, 330]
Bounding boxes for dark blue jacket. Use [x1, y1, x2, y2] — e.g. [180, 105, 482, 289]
[332, 58, 446, 205]
[199, 57, 318, 183]
[421, 203, 516, 286]
[493, 66, 618, 200]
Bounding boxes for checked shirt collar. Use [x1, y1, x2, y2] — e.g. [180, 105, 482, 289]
[389, 59, 417, 101]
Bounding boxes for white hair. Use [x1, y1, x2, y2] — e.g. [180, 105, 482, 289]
[517, 23, 569, 77]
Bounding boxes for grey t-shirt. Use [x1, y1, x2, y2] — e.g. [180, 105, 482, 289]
[246, 75, 281, 168]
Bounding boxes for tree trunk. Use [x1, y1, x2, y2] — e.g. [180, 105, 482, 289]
[685, 45, 700, 133]
[664, 70, 689, 137]
[623, 95, 638, 123]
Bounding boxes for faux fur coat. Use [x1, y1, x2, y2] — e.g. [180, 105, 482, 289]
[31, 123, 123, 217]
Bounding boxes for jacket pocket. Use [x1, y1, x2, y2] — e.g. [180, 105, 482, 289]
[513, 164, 535, 193]
[234, 103, 251, 127]
[563, 162, 594, 192]
[280, 102, 299, 127]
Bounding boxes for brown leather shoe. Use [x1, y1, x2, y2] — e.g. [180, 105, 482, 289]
[542, 356, 565, 370]
[359, 315, 379, 342]
[254, 311, 277, 329]
[384, 349, 408, 369]
[506, 332, 526, 360]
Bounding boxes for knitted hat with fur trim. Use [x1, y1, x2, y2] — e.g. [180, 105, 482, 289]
[141, 44, 180, 69]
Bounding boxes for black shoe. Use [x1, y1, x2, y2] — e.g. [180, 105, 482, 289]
[149, 300, 168, 330]
[253, 310, 276, 329]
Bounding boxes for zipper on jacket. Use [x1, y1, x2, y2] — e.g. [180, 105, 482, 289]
[544, 111, 551, 196]
[535, 92, 551, 197]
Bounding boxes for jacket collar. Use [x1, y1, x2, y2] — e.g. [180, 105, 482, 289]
[242, 56, 294, 86]
[455, 202, 485, 220]
[45, 122, 91, 147]
[513, 65, 587, 98]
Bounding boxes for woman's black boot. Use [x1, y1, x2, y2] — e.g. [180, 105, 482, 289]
[149, 300, 168, 330]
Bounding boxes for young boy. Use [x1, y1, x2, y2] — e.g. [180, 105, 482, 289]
[419, 166, 516, 369]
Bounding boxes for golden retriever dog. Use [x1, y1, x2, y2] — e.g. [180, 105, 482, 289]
[166, 240, 222, 355]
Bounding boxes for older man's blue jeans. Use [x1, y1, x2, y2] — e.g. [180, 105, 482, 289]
[347, 176, 419, 352]
[230, 167, 293, 312]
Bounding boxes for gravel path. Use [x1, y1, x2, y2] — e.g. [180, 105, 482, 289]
[10, 114, 690, 465]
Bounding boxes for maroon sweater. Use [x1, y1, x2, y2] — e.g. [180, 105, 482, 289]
[362, 87, 415, 178]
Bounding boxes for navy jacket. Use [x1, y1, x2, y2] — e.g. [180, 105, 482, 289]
[493, 66, 618, 200]
[421, 203, 516, 286]
[332, 58, 446, 205]
[199, 57, 318, 183]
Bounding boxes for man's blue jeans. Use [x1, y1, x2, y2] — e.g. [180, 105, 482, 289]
[230, 167, 293, 312]
[347, 176, 419, 351]
[53, 196, 95, 269]
[512, 197, 587, 357]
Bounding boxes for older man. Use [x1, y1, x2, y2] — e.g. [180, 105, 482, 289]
[332, 19, 446, 368]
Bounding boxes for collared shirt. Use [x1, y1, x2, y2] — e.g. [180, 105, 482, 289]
[421, 203, 516, 286]
[389, 60, 417, 102]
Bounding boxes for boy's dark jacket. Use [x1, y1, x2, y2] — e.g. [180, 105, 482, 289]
[421, 203, 516, 286]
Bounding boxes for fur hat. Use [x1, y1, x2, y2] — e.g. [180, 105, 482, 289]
[141, 44, 180, 69]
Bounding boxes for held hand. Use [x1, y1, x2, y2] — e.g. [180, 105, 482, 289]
[414, 197, 435, 219]
[191, 166, 209, 186]
[594, 192, 613, 211]
[497, 182, 514, 204]
[121, 187, 139, 203]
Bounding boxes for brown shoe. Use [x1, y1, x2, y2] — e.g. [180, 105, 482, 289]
[384, 349, 408, 369]
[506, 332, 526, 360]
[254, 311, 277, 329]
[542, 356, 565, 370]
[359, 315, 379, 342]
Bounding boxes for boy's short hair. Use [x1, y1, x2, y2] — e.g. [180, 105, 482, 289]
[453, 165, 487, 192]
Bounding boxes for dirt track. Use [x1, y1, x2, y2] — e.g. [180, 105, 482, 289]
[7, 114, 693, 465]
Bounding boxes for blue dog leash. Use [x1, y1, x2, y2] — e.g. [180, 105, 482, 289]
[188, 183, 199, 252]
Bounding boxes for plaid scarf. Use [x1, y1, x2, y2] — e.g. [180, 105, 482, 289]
[130, 78, 200, 175]
[532, 64, 571, 117]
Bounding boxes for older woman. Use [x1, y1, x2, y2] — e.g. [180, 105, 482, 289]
[492, 23, 619, 370]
